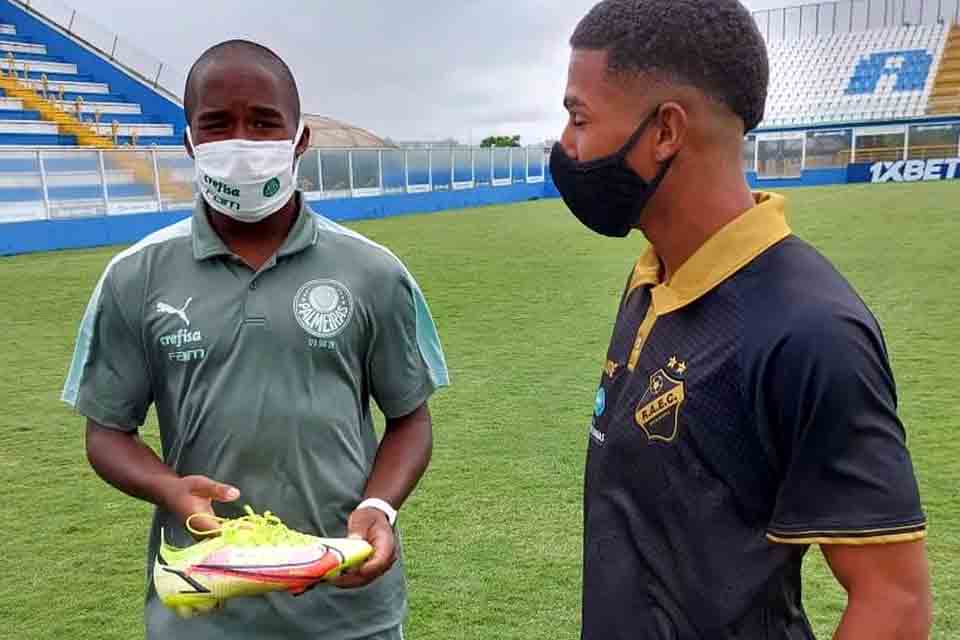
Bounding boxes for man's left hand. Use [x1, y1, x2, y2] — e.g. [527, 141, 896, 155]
[332, 507, 397, 589]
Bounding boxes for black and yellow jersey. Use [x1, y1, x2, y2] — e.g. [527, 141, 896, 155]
[582, 193, 925, 640]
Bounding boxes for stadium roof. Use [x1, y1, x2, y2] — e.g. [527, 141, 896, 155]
[302, 114, 394, 148]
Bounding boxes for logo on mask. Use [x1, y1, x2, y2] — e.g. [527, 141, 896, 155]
[201, 176, 241, 211]
[294, 279, 354, 338]
[635, 356, 687, 443]
[263, 177, 281, 198]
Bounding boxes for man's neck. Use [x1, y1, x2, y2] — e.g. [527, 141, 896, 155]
[639, 171, 757, 282]
[207, 195, 300, 271]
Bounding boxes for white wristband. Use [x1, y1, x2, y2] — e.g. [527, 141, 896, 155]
[357, 498, 397, 526]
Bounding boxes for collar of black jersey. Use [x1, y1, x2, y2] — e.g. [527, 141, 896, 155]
[191, 192, 319, 261]
[627, 192, 790, 314]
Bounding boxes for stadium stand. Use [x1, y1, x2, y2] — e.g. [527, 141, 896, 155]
[0, 0, 190, 221]
[746, 2, 960, 186]
[762, 23, 950, 126]
[0, 25, 181, 146]
[928, 24, 960, 115]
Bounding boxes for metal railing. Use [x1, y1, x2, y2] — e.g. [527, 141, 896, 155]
[12, 0, 184, 103]
[744, 119, 960, 175]
[0, 145, 548, 223]
[302, 146, 547, 199]
[0, 146, 192, 222]
[754, 0, 960, 42]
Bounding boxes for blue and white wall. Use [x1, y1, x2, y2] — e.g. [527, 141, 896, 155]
[0, 178, 557, 256]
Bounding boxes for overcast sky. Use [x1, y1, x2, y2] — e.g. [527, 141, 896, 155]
[63, 0, 794, 144]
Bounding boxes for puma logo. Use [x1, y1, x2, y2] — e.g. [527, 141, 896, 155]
[156, 297, 192, 326]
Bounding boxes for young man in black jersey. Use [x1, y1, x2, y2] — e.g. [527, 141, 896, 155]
[549, 1, 932, 638]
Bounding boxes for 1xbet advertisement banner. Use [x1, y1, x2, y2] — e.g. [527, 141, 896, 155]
[848, 158, 960, 184]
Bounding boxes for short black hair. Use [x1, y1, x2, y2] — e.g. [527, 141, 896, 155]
[183, 39, 301, 124]
[571, 0, 768, 132]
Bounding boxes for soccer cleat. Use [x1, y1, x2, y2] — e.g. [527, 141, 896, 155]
[154, 506, 373, 618]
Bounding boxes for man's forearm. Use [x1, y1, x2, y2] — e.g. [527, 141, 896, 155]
[85, 419, 180, 508]
[362, 403, 433, 508]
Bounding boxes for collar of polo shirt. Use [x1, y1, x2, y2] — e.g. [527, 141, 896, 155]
[191, 194, 319, 262]
[623, 193, 791, 371]
[627, 192, 791, 315]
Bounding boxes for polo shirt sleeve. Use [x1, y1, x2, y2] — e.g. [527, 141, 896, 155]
[369, 269, 449, 419]
[762, 312, 926, 545]
[61, 268, 152, 431]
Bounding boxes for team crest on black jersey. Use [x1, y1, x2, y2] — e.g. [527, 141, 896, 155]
[635, 356, 687, 443]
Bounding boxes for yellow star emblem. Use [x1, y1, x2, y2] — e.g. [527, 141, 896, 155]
[677, 361, 687, 374]
[667, 356, 678, 369]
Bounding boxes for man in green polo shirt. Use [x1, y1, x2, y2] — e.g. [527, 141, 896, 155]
[62, 40, 448, 640]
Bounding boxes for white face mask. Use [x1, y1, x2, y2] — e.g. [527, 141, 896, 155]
[188, 121, 305, 223]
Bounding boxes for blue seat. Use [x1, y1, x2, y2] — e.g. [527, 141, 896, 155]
[75, 113, 171, 125]
[18, 71, 96, 82]
[114, 135, 183, 146]
[0, 132, 77, 145]
[0, 110, 42, 121]
[0, 34, 38, 44]
[0, 51, 68, 62]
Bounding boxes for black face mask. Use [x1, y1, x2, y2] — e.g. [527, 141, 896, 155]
[550, 108, 674, 238]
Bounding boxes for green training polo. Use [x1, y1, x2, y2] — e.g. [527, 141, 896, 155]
[63, 196, 449, 639]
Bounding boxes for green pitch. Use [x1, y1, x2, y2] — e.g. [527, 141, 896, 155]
[2, 180, 958, 639]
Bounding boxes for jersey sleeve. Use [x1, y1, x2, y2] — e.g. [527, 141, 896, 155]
[61, 268, 152, 431]
[762, 312, 926, 545]
[369, 269, 449, 419]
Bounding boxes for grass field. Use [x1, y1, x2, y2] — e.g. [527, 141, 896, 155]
[3, 181, 959, 639]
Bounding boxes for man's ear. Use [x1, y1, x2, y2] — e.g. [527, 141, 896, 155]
[295, 125, 311, 157]
[653, 102, 687, 163]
